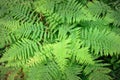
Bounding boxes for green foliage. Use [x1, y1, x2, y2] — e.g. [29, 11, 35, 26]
[0, 0, 120, 80]
[84, 62, 112, 80]
[86, 1, 110, 18]
[26, 62, 82, 80]
[81, 27, 120, 55]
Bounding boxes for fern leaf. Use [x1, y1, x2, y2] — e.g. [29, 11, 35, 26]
[10, 4, 39, 24]
[111, 10, 120, 27]
[86, 1, 111, 18]
[63, 64, 82, 80]
[84, 61, 112, 80]
[81, 27, 120, 56]
[34, 0, 92, 23]
[26, 62, 62, 80]
[0, 16, 20, 32]
[14, 22, 45, 41]
[0, 26, 16, 48]
[0, 38, 39, 67]
[26, 51, 46, 67]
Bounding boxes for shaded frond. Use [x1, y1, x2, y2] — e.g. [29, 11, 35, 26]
[0, 26, 16, 48]
[84, 61, 112, 80]
[110, 10, 120, 27]
[0, 16, 20, 32]
[0, 0, 31, 17]
[86, 1, 111, 18]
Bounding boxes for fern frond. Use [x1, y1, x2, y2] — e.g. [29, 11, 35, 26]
[80, 18, 112, 32]
[0, 26, 16, 48]
[0, 38, 39, 67]
[26, 61, 83, 80]
[63, 64, 82, 80]
[14, 22, 45, 41]
[0, 16, 20, 46]
[110, 10, 120, 27]
[34, 0, 93, 23]
[34, 0, 57, 14]
[104, 9, 120, 27]
[0, 0, 31, 17]
[25, 25, 94, 67]
[111, 27, 120, 36]
[84, 61, 112, 80]
[0, 16, 20, 32]
[46, 13, 63, 32]
[86, 1, 111, 18]
[26, 51, 46, 67]
[81, 27, 120, 56]
[26, 61, 62, 80]
[56, 0, 83, 23]
[9, 4, 39, 24]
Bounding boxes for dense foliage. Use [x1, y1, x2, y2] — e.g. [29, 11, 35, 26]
[0, 0, 120, 80]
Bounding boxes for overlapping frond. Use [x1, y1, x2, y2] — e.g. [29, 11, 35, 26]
[23, 25, 94, 69]
[26, 57, 83, 80]
[34, 0, 93, 24]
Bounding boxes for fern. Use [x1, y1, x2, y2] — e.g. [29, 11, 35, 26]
[0, 0, 120, 80]
[84, 61, 112, 80]
[26, 58, 83, 80]
[34, 0, 94, 23]
[110, 10, 120, 27]
[0, 38, 40, 67]
[81, 27, 120, 56]
[86, 1, 111, 18]
[9, 4, 39, 24]
[26, 61, 62, 80]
